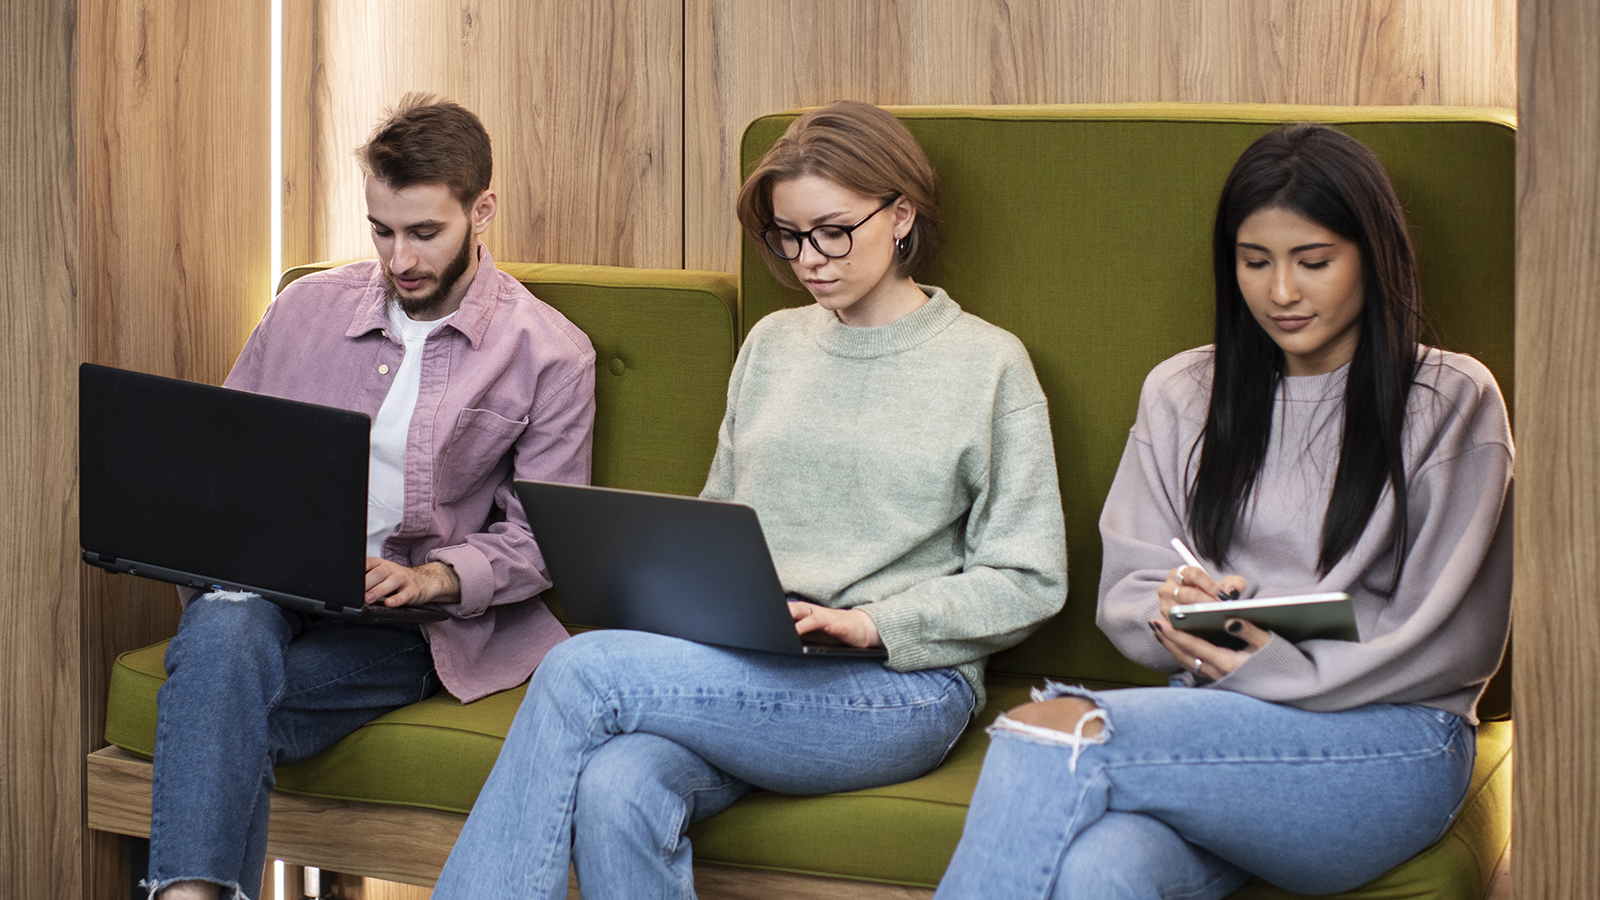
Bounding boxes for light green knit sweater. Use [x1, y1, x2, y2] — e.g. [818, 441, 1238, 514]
[701, 288, 1068, 712]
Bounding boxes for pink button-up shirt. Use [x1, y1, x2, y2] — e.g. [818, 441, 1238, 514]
[222, 245, 595, 701]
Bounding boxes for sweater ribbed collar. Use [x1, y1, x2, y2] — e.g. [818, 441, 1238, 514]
[808, 286, 962, 359]
[1280, 361, 1351, 403]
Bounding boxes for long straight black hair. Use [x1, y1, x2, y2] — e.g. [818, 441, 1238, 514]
[1188, 124, 1423, 577]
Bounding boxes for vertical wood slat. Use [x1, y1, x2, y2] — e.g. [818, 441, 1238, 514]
[75, 0, 275, 757]
[1516, 0, 1600, 897]
[302, 0, 684, 271]
[684, 0, 1518, 272]
[2, 0, 79, 896]
[76, 0, 273, 897]
[78, 0, 275, 381]
[282, 0, 319, 274]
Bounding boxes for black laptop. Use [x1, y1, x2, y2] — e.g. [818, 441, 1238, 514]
[78, 363, 445, 623]
[515, 480, 887, 657]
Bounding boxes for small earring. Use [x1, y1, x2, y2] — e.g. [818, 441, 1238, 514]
[896, 236, 909, 254]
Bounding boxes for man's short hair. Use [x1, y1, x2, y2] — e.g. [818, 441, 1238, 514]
[358, 94, 492, 211]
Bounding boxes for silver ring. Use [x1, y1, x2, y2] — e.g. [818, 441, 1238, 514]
[1192, 657, 1203, 675]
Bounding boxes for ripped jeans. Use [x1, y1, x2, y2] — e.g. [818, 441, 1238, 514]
[146, 593, 438, 900]
[934, 683, 1475, 900]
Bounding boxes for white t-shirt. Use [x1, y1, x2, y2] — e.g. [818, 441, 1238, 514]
[366, 304, 455, 557]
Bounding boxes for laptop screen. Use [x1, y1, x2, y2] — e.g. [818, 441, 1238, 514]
[79, 364, 370, 609]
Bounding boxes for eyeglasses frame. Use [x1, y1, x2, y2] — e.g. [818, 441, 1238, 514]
[759, 194, 901, 261]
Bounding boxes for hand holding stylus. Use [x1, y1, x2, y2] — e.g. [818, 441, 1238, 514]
[1151, 538, 1263, 680]
[1169, 538, 1241, 602]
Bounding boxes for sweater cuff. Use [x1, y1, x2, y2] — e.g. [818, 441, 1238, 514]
[860, 600, 927, 671]
[1213, 634, 1308, 693]
[429, 544, 493, 616]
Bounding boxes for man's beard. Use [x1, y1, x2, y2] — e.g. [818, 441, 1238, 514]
[386, 229, 475, 318]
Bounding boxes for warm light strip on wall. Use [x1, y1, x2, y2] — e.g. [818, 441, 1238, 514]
[270, 0, 284, 296]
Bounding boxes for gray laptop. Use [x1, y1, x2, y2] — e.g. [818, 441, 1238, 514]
[79, 363, 446, 624]
[515, 480, 887, 658]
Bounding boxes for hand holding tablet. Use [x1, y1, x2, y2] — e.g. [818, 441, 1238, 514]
[1167, 538, 1359, 646]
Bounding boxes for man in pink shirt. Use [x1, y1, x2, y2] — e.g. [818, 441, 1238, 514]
[145, 96, 595, 900]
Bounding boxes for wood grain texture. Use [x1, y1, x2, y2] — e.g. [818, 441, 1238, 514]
[2, 0, 80, 895]
[78, 0, 274, 380]
[303, 0, 683, 270]
[684, 0, 1518, 271]
[1515, 1, 1600, 896]
[77, 1, 272, 896]
[282, 0, 319, 272]
[76, 0, 275, 723]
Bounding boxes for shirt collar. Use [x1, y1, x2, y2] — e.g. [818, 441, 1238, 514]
[345, 241, 498, 349]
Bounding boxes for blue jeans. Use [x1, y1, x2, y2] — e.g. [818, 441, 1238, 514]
[146, 593, 438, 900]
[431, 629, 976, 900]
[934, 683, 1476, 900]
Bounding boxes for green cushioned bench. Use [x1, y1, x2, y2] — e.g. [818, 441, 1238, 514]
[89, 104, 1516, 899]
[100, 644, 1511, 898]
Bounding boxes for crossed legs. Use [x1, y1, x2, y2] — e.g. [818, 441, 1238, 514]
[935, 684, 1475, 900]
[432, 630, 975, 900]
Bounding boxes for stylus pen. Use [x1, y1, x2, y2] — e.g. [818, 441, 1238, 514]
[1169, 538, 1238, 601]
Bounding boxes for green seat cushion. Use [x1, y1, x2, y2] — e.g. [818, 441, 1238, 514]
[105, 640, 517, 812]
[103, 641, 166, 758]
[275, 687, 526, 810]
[107, 647, 1510, 897]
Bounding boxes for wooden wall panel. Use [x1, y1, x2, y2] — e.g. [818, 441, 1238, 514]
[684, 0, 1518, 271]
[282, 0, 320, 273]
[305, 0, 684, 270]
[79, 0, 275, 380]
[77, 0, 273, 895]
[76, 0, 274, 732]
[1515, 0, 1600, 896]
[2, 0, 79, 895]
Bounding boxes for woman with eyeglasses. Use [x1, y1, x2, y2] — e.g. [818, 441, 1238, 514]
[934, 124, 1512, 899]
[431, 100, 1067, 899]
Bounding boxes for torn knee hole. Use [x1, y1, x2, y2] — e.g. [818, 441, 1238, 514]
[1004, 697, 1106, 737]
[989, 698, 1110, 772]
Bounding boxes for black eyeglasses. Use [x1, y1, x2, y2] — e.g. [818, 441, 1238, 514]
[760, 195, 899, 260]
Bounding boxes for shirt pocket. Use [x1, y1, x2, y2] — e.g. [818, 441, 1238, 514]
[436, 407, 529, 504]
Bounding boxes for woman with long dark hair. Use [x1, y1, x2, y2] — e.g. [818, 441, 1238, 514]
[935, 124, 1512, 899]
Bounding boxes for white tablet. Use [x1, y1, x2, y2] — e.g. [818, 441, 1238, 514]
[1169, 591, 1358, 644]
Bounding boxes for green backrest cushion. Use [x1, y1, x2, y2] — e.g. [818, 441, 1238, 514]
[739, 104, 1516, 687]
[278, 261, 739, 498]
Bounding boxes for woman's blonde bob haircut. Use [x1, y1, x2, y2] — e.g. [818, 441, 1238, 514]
[736, 101, 940, 285]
